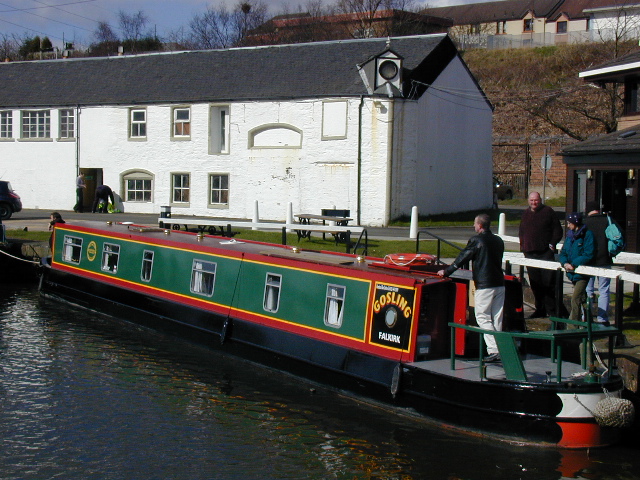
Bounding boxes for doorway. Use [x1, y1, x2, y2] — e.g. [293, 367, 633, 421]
[79, 168, 103, 212]
[599, 170, 627, 225]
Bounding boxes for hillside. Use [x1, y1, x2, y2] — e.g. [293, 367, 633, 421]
[461, 42, 640, 143]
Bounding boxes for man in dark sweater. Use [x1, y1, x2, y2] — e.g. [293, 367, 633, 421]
[518, 192, 564, 318]
[583, 201, 616, 325]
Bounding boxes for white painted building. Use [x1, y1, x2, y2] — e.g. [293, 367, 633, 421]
[0, 34, 493, 226]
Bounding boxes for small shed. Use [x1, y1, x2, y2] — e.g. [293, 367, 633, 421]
[561, 127, 639, 253]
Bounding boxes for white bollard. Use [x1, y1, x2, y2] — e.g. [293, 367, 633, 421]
[286, 202, 293, 233]
[498, 212, 506, 236]
[409, 206, 418, 239]
[252, 200, 259, 230]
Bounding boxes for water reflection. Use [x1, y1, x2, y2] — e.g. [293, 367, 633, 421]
[0, 284, 638, 479]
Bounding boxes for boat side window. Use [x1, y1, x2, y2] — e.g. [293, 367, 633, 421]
[101, 243, 120, 273]
[141, 250, 154, 282]
[191, 259, 216, 297]
[62, 235, 83, 264]
[263, 273, 282, 313]
[324, 284, 346, 328]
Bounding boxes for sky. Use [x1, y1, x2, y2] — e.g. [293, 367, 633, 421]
[0, 0, 463, 50]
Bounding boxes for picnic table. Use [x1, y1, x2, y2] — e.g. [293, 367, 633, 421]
[294, 213, 353, 241]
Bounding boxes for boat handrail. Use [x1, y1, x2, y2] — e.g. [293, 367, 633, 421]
[415, 230, 463, 266]
[448, 313, 620, 383]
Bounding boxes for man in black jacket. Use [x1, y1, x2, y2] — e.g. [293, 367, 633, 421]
[437, 213, 505, 363]
[583, 201, 617, 325]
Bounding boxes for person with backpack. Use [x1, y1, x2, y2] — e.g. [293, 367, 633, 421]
[559, 212, 595, 322]
[583, 201, 625, 326]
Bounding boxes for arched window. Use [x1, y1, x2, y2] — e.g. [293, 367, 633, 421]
[249, 124, 302, 149]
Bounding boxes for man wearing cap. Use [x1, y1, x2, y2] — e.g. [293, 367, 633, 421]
[519, 192, 564, 318]
[559, 212, 595, 321]
[583, 201, 617, 325]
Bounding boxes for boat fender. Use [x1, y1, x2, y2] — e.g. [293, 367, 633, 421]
[391, 363, 402, 398]
[220, 317, 232, 345]
[384, 253, 436, 267]
[575, 389, 636, 429]
[592, 396, 635, 428]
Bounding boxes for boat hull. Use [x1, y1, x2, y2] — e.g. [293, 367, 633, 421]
[41, 266, 623, 448]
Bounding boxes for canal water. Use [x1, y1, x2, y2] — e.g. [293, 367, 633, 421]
[1, 284, 639, 480]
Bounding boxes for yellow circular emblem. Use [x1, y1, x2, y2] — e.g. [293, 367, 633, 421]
[87, 241, 97, 262]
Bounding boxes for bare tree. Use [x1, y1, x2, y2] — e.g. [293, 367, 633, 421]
[186, 1, 268, 49]
[334, 0, 416, 38]
[118, 10, 150, 52]
[94, 21, 119, 44]
[0, 33, 23, 61]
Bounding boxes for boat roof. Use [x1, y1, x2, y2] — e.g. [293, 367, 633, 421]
[63, 220, 447, 284]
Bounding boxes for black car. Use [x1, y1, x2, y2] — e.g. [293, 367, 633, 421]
[494, 177, 514, 200]
[0, 181, 22, 220]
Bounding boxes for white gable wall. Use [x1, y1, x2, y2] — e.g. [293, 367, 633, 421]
[391, 55, 493, 219]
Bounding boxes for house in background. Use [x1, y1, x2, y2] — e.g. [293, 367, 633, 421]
[562, 51, 640, 253]
[423, 0, 640, 48]
[0, 34, 493, 226]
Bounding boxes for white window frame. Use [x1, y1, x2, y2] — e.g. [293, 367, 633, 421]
[209, 105, 229, 154]
[101, 242, 120, 273]
[208, 173, 229, 207]
[0, 110, 12, 139]
[324, 284, 346, 328]
[123, 170, 154, 203]
[21, 110, 50, 139]
[59, 109, 75, 139]
[172, 107, 191, 139]
[130, 108, 147, 139]
[190, 259, 216, 297]
[263, 273, 282, 313]
[62, 236, 83, 264]
[141, 250, 154, 282]
[171, 173, 190, 205]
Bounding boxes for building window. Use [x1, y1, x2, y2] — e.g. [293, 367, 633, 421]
[209, 105, 229, 154]
[523, 19, 534, 32]
[322, 101, 347, 140]
[101, 243, 120, 273]
[123, 170, 153, 202]
[59, 109, 75, 138]
[191, 259, 216, 297]
[173, 107, 191, 138]
[141, 250, 154, 282]
[172, 173, 190, 204]
[263, 273, 282, 313]
[249, 124, 302, 148]
[21, 110, 50, 138]
[557, 21, 567, 33]
[209, 174, 229, 206]
[324, 284, 346, 328]
[1, 111, 12, 138]
[624, 80, 640, 114]
[130, 109, 146, 138]
[62, 236, 83, 264]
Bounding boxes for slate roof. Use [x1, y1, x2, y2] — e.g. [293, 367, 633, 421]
[562, 125, 640, 157]
[0, 34, 454, 108]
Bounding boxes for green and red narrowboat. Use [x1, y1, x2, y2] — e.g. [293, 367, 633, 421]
[40, 220, 631, 448]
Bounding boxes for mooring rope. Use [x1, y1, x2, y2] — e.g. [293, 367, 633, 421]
[0, 246, 41, 265]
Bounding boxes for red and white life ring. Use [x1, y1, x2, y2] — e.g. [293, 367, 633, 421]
[383, 253, 436, 267]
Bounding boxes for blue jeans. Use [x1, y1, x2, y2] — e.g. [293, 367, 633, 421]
[586, 274, 611, 323]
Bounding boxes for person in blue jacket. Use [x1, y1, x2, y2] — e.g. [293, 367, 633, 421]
[558, 212, 595, 321]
